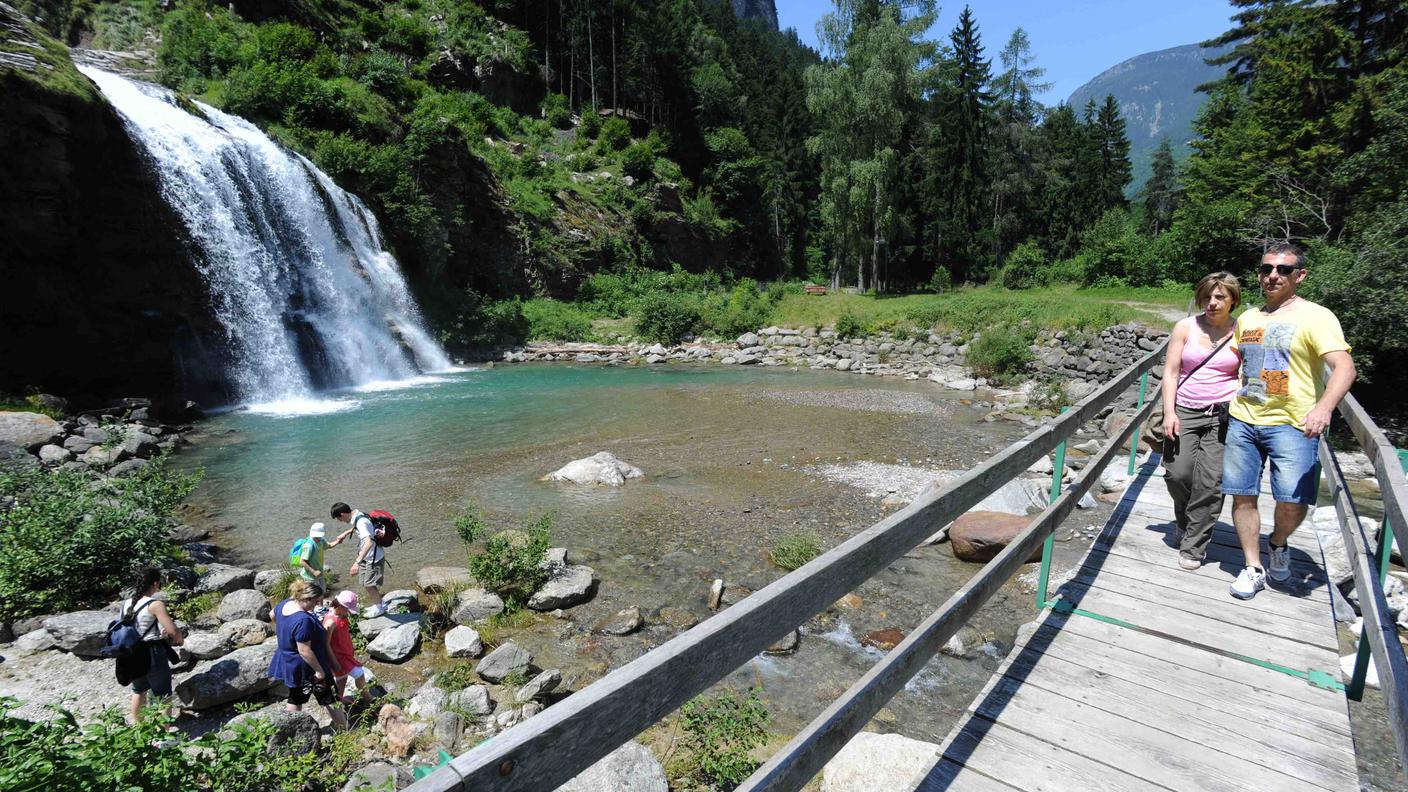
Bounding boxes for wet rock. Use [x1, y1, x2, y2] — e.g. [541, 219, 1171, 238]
[596, 606, 643, 636]
[720, 585, 752, 607]
[358, 612, 421, 641]
[195, 564, 256, 595]
[444, 625, 484, 658]
[217, 618, 271, 648]
[948, 512, 1040, 563]
[477, 641, 532, 683]
[527, 565, 597, 611]
[368, 622, 421, 663]
[447, 685, 493, 716]
[514, 668, 561, 703]
[223, 709, 319, 756]
[382, 589, 421, 613]
[183, 631, 234, 660]
[765, 629, 800, 655]
[708, 579, 724, 610]
[42, 610, 114, 656]
[452, 588, 505, 624]
[655, 607, 699, 631]
[941, 626, 994, 657]
[860, 628, 905, 651]
[416, 566, 473, 594]
[176, 642, 278, 709]
[544, 451, 644, 486]
[0, 412, 62, 451]
[834, 594, 863, 610]
[821, 731, 939, 792]
[555, 740, 668, 792]
[217, 589, 270, 623]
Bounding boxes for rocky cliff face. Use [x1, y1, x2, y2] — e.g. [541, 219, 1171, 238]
[0, 3, 223, 405]
[731, 0, 778, 29]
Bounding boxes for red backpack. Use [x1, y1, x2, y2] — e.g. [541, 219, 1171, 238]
[367, 510, 402, 547]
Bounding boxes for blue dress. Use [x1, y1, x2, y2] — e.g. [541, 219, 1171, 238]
[266, 599, 334, 688]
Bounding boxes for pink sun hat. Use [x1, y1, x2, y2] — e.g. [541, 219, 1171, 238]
[335, 590, 359, 611]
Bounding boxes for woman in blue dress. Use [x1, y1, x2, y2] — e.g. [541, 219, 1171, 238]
[267, 579, 348, 728]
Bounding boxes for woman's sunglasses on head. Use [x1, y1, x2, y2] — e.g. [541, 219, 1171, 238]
[1259, 263, 1304, 276]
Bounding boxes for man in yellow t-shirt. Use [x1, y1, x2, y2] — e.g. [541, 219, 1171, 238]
[1222, 243, 1356, 601]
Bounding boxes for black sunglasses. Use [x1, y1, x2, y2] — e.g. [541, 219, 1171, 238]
[1259, 263, 1304, 276]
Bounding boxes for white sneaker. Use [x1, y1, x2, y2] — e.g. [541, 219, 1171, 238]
[1267, 543, 1291, 582]
[362, 603, 386, 618]
[1230, 566, 1266, 600]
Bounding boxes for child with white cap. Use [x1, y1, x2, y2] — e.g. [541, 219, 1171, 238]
[323, 589, 371, 705]
[294, 521, 352, 594]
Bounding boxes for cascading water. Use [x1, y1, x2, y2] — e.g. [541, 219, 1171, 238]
[77, 66, 453, 410]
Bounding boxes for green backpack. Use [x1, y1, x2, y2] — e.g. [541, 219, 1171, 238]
[288, 537, 311, 569]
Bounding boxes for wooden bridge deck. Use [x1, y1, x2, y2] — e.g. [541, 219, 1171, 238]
[906, 458, 1359, 791]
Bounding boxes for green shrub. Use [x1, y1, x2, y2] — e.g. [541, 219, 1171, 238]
[170, 591, 220, 623]
[541, 93, 571, 128]
[770, 533, 821, 571]
[967, 325, 1035, 384]
[435, 662, 479, 693]
[522, 299, 595, 342]
[698, 280, 769, 338]
[1036, 257, 1086, 287]
[927, 266, 952, 294]
[1000, 241, 1045, 290]
[578, 109, 601, 138]
[621, 142, 656, 180]
[679, 687, 770, 790]
[454, 503, 486, 546]
[596, 116, 632, 152]
[469, 514, 553, 610]
[426, 290, 529, 352]
[0, 458, 202, 621]
[635, 292, 700, 345]
[1029, 379, 1068, 412]
[834, 310, 870, 339]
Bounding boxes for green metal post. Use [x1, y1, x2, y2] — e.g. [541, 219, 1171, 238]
[1128, 371, 1148, 475]
[1037, 408, 1069, 610]
[1346, 449, 1407, 701]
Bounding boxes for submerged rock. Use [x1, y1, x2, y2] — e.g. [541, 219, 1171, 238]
[544, 451, 644, 486]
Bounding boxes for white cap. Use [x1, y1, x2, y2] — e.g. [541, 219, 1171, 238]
[309, 522, 326, 539]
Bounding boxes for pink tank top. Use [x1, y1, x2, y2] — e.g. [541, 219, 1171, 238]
[1177, 333, 1239, 409]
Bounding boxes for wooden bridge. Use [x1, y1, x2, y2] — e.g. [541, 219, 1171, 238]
[408, 343, 1408, 792]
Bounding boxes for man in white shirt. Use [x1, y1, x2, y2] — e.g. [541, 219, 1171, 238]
[331, 501, 386, 617]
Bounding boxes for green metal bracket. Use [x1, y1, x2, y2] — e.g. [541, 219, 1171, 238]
[1307, 668, 1342, 692]
[1036, 408, 1069, 611]
[1128, 371, 1148, 475]
[1347, 447, 1408, 700]
[413, 749, 456, 781]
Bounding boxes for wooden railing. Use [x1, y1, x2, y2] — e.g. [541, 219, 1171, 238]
[1320, 391, 1408, 778]
[406, 343, 1166, 792]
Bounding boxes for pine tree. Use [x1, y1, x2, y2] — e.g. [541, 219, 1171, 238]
[1093, 94, 1132, 212]
[1141, 137, 1178, 234]
[989, 26, 1049, 264]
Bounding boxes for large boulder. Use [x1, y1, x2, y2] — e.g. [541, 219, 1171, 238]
[527, 565, 598, 611]
[0, 412, 62, 451]
[452, 588, 506, 624]
[176, 642, 278, 709]
[820, 731, 939, 792]
[367, 621, 421, 663]
[37, 444, 72, 464]
[119, 431, 159, 459]
[382, 589, 421, 613]
[447, 685, 494, 716]
[948, 512, 1039, 563]
[554, 741, 668, 792]
[217, 589, 270, 623]
[357, 612, 421, 641]
[183, 631, 235, 660]
[416, 566, 473, 594]
[42, 610, 115, 656]
[544, 452, 644, 486]
[252, 569, 289, 594]
[223, 709, 320, 756]
[195, 564, 256, 595]
[444, 625, 484, 658]
[477, 641, 532, 683]
[406, 683, 448, 720]
[218, 618, 272, 648]
[0, 440, 41, 471]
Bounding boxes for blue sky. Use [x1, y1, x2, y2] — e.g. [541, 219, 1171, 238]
[775, 0, 1238, 105]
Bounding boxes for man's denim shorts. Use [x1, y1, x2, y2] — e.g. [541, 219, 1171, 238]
[1221, 416, 1321, 504]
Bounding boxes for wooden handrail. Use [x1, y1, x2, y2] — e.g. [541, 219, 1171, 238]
[407, 342, 1167, 792]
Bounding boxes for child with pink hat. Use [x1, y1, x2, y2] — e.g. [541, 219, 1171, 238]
[322, 590, 370, 705]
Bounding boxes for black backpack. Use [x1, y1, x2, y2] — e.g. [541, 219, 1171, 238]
[104, 599, 157, 684]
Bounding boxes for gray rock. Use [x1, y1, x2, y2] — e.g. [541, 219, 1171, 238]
[416, 566, 473, 593]
[434, 710, 463, 750]
[477, 641, 532, 683]
[253, 569, 289, 594]
[735, 353, 759, 365]
[224, 709, 320, 756]
[406, 685, 448, 719]
[176, 642, 278, 709]
[0, 441, 40, 471]
[80, 445, 129, 467]
[368, 621, 421, 663]
[554, 741, 668, 792]
[0, 412, 62, 451]
[37, 444, 72, 464]
[42, 610, 115, 656]
[544, 452, 644, 486]
[736, 332, 760, 348]
[217, 618, 271, 648]
[835, 359, 853, 371]
[514, 668, 561, 704]
[452, 588, 505, 624]
[527, 565, 597, 611]
[444, 625, 484, 658]
[13, 628, 56, 654]
[195, 564, 256, 595]
[821, 732, 940, 792]
[218, 589, 270, 623]
[383, 589, 421, 613]
[341, 761, 400, 792]
[765, 629, 800, 655]
[447, 685, 494, 716]
[120, 431, 160, 459]
[357, 612, 421, 641]
[62, 435, 95, 453]
[183, 631, 235, 660]
[108, 458, 150, 477]
[596, 606, 643, 636]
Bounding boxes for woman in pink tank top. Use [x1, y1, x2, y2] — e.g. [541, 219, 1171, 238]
[1160, 272, 1241, 570]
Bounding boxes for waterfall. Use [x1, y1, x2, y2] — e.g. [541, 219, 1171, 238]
[78, 66, 453, 409]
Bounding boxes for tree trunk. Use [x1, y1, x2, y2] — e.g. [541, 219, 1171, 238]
[587, 6, 597, 110]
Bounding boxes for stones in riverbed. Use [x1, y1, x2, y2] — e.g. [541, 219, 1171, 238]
[556, 740, 668, 792]
[596, 606, 643, 636]
[416, 566, 473, 594]
[477, 641, 532, 683]
[382, 589, 421, 613]
[367, 621, 421, 663]
[860, 628, 905, 651]
[448, 685, 494, 716]
[357, 612, 421, 641]
[527, 564, 597, 611]
[544, 451, 644, 486]
[948, 511, 1040, 563]
[765, 629, 800, 655]
[452, 588, 505, 624]
[821, 731, 941, 792]
[195, 564, 256, 595]
[514, 668, 561, 703]
[444, 625, 484, 658]
[252, 569, 287, 594]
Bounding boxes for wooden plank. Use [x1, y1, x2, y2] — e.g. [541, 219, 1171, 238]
[1065, 565, 1337, 648]
[410, 342, 1172, 792]
[1020, 619, 1351, 736]
[1071, 547, 1334, 625]
[732, 393, 1162, 792]
[1001, 647, 1358, 788]
[1123, 500, 1324, 555]
[1091, 530, 1332, 594]
[1050, 581, 1338, 673]
[904, 759, 1021, 792]
[965, 675, 1339, 792]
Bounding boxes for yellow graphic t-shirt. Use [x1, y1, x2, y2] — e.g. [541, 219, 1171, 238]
[1229, 300, 1350, 427]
